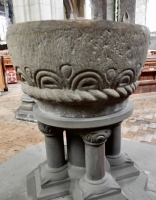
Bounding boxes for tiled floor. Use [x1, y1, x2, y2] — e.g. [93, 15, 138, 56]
[122, 92, 156, 145]
[1, 82, 156, 164]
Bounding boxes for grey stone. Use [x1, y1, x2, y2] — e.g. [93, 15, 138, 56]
[15, 93, 37, 123]
[72, 173, 127, 200]
[7, 20, 150, 117]
[33, 100, 133, 129]
[91, 0, 107, 19]
[118, 171, 151, 200]
[6, 14, 151, 200]
[107, 0, 114, 21]
[66, 132, 85, 167]
[67, 163, 86, 180]
[119, 0, 136, 24]
[27, 166, 71, 200]
[107, 152, 140, 181]
[1, 141, 155, 200]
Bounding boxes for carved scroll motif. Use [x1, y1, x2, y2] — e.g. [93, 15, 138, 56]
[80, 128, 111, 145]
[34, 70, 63, 89]
[17, 65, 138, 103]
[38, 122, 62, 137]
[15, 66, 34, 86]
[70, 70, 105, 90]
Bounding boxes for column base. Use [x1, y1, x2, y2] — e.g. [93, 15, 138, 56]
[71, 173, 127, 200]
[27, 162, 70, 200]
[68, 158, 110, 181]
[15, 94, 37, 122]
[68, 162, 86, 180]
[107, 152, 140, 181]
[15, 107, 37, 122]
[105, 157, 111, 173]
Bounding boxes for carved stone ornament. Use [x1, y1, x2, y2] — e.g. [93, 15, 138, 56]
[80, 128, 111, 145]
[7, 20, 150, 117]
[37, 122, 62, 137]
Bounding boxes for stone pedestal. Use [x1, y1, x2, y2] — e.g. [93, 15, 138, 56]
[28, 122, 70, 200]
[26, 100, 148, 200]
[7, 19, 150, 200]
[72, 128, 125, 200]
[15, 94, 37, 122]
[66, 131, 86, 180]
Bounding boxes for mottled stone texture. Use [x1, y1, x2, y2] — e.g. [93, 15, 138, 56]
[119, 0, 136, 24]
[7, 20, 150, 117]
[92, 0, 107, 19]
[107, 0, 114, 21]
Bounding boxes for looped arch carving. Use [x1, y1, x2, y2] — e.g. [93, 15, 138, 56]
[15, 66, 34, 86]
[111, 69, 135, 89]
[34, 70, 63, 89]
[70, 70, 105, 90]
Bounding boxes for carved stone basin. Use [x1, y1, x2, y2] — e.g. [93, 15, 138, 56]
[7, 20, 150, 118]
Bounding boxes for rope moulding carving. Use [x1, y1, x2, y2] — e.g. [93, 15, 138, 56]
[21, 81, 138, 103]
[17, 65, 139, 103]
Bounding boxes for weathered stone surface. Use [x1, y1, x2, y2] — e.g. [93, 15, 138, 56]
[7, 20, 150, 117]
[119, 0, 136, 24]
[107, 0, 114, 21]
[15, 94, 37, 122]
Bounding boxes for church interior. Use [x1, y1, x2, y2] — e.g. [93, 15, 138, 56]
[0, 1, 156, 200]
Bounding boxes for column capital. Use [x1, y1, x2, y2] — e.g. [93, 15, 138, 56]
[80, 128, 111, 145]
[37, 122, 62, 137]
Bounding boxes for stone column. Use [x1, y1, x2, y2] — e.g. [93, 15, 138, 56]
[36, 122, 70, 199]
[119, 0, 136, 24]
[107, 0, 115, 21]
[38, 122, 67, 171]
[106, 122, 140, 181]
[80, 129, 111, 180]
[66, 131, 85, 179]
[72, 128, 123, 200]
[12, 0, 64, 23]
[92, 0, 107, 19]
[106, 122, 132, 167]
[106, 122, 121, 157]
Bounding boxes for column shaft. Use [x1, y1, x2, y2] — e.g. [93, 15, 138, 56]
[38, 122, 66, 169]
[67, 133, 85, 167]
[80, 128, 111, 181]
[85, 143, 105, 180]
[106, 123, 121, 156]
[92, 0, 107, 19]
[45, 134, 66, 168]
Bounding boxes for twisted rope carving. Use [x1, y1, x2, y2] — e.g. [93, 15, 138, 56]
[21, 81, 138, 103]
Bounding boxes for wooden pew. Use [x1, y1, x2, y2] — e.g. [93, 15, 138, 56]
[134, 56, 156, 93]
